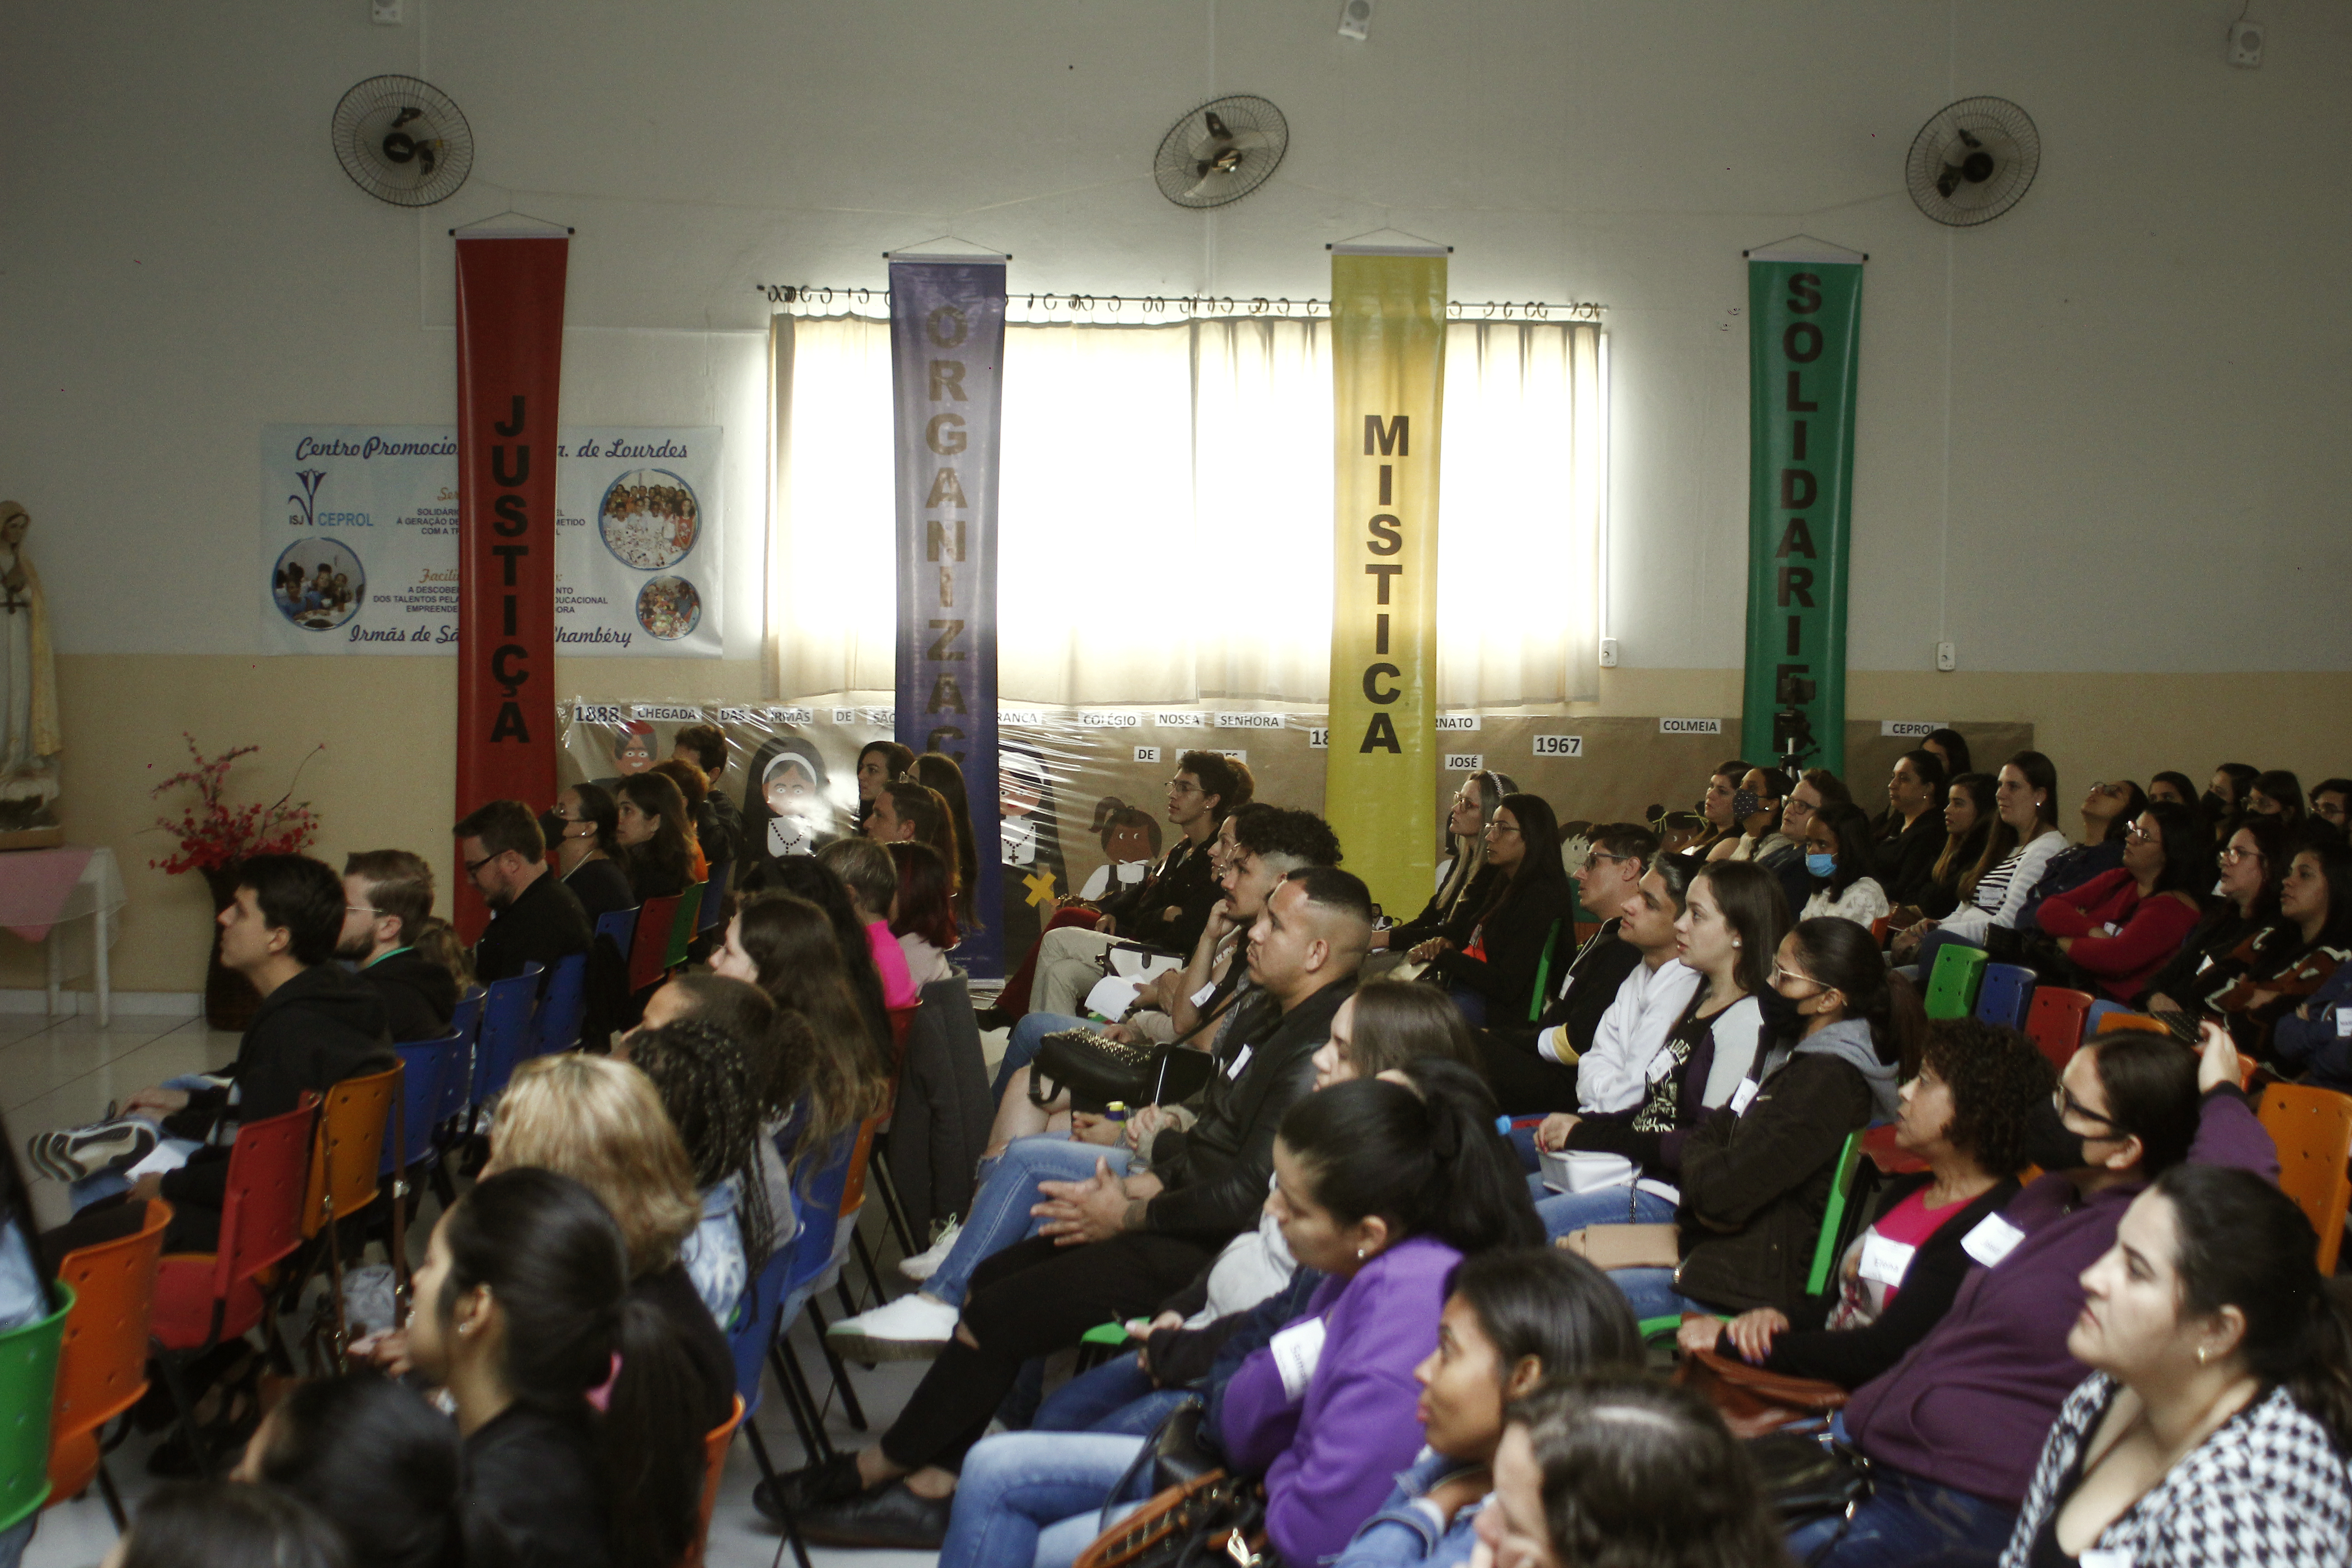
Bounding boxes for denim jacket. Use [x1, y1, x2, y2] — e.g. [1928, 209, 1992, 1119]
[1334, 1447, 1487, 1568]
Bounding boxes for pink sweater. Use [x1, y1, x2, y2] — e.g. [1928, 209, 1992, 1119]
[865, 920, 916, 1009]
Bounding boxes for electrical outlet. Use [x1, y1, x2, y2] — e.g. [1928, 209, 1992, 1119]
[1598, 638, 1620, 668]
[2228, 19, 2264, 67]
[1338, 0, 1372, 41]
[1935, 641, 1957, 672]
[372, 0, 404, 24]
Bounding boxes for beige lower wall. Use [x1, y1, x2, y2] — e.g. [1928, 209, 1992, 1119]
[27, 655, 2351, 997]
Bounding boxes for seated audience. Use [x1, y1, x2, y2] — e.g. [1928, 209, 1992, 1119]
[2246, 766, 2306, 825]
[456, 800, 592, 984]
[476, 1052, 735, 1424]
[1025, 751, 1241, 1018]
[614, 773, 695, 900]
[769, 870, 1372, 1542]
[765, 858, 898, 1063]
[622, 1019, 779, 1326]
[2139, 814, 2284, 1019]
[865, 780, 962, 898]
[710, 890, 890, 1169]
[853, 739, 916, 834]
[1683, 1016, 2051, 1388]
[367, 1168, 710, 1568]
[235, 1372, 462, 1568]
[1479, 1377, 1787, 1568]
[887, 840, 960, 989]
[671, 722, 742, 865]
[2146, 769, 2200, 811]
[2310, 776, 2352, 830]
[914, 751, 984, 928]
[2034, 799, 2207, 1001]
[1871, 750, 1947, 907]
[1706, 765, 1796, 872]
[1923, 727, 1973, 779]
[1566, 916, 1906, 1324]
[1684, 759, 1752, 860]
[1798, 800, 1891, 928]
[1895, 751, 2064, 960]
[1797, 1024, 2277, 1568]
[818, 836, 919, 1009]
[1525, 855, 1702, 1123]
[1477, 822, 1654, 1110]
[1529, 859, 1784, 1239]
[1415, 792, 1578, 1026]
[337, 849, 459, 1041]
[1329, 1249, 1643, 1568]
[111, 1483, 349, 1568]
[648, 756, 715, 878]
[2200, 830, 2352, 1059]
[2014, 778, 2147, 929]
[33, 854, 393, 1255]
[2206, 761, 2260, 825]
[2269, 946, 2352, 1093]
[1375, 770, 1515, 952]
[636, 972, 806, 1261]
[553, 782, 636, 921]
[1774, 769, 1853, 916]
[1902, 769, 1995, 923]
[2001, 1165, 2352, 1568]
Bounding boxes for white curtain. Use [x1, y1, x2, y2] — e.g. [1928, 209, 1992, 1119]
[769, 312, 1602, 707]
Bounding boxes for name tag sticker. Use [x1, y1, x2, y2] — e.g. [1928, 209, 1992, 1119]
[1963, 1213, 2027, 1269]
[1269, 1316, 1328, 1401]
[1644, 1050, 1676, 1084]
[1858, 1233, 1917, 1288]
[1730, 1078, 1760, 1115]
[2080, 1551, 2132, 1568]
[2335, 1008, 2351, 1039]
[1191, 983, 1218, 1007]
[1226, 1044, 1253, 1079]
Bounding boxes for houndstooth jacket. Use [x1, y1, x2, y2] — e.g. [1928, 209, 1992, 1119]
[2001, 1373, 2352, 1568]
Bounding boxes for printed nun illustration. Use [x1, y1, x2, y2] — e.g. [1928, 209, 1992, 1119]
[997, 743, 1065, 958]
[743, 735, 838, 865]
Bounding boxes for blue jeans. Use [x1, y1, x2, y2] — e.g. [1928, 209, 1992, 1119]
[1786, 1421, 2016, 1568]
[1034, 1356, 1192, 1438]
[1606, 1266, 1713, 1323]
[938, 1431, 1149, 1568]
[926, 1134, 1136, 1308]
[1535, 1183, 1679, 1242]
[995, 1012, 1092, 1102]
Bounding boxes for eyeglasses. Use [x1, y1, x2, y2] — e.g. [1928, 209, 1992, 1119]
[2219, 846, 2266, 867]
[1485, 822, 1521, 837]
[2124, 824, 2158, 844]
[462, 853, 500, 877]
[1580, 851, 1629, 872]
[1167, 779, 1201, 796]
[1772, 963, 1824, 990]
[2055, 1085, 2124, 1134]
[344, 904, 386, 917]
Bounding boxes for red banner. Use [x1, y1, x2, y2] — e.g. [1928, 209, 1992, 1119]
[455, 233, 568, 938]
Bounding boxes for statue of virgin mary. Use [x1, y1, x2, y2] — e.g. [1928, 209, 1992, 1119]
[0, 501, 63, 829]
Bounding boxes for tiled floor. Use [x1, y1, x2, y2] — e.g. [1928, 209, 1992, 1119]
[9, 1012, 952, 1568]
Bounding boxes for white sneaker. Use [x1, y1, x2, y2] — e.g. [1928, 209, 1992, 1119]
[897, 1220, 962, 1284]
[824, 1293, 959, 1362]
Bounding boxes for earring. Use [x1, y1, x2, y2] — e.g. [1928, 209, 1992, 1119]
[1356, 1247, 1366, 1260]
[1732, 940, 1741, 949]
[2197, 1346, 2208, 1366]
[457, 1323, 470, 1336]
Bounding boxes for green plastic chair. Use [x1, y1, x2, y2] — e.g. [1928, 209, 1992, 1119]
[1922, 943, 1990, 1022]
[1525, 920, 1563, 1024]
[666, 881, 706, 970]
[0, 1283, 75, 1535]
[1805, 1130, 1869, 1298]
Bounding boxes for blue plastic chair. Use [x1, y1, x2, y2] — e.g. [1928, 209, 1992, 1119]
[470, 963, 544, 1113]
[2084, 998, 2128, 1043]
[699, 861, 733, 935]
[531, 952, 588, 1058]
[382, 1034, 457, 1177]
[439, 988, 486, 1128]
[1973, 963, 2036, 1032]
[594, 906, 638, 956]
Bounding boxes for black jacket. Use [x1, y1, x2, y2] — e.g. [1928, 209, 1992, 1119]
[474, 868, 593, 985]
[461, 1405, 612, 1568]
[562, 857, 637, 923]
[1738, 1172, 2024, 1389]
[356, 947, 460, 1042]
[1528, 917, 1644, 1057]
[631, 1262, 736, 1429]
[1144, 977, 1354, 1243]
[160, 963, 395, 1234]
[1122, 836, 1224, 956]
[1387, 863, 1499, 953]
[1872, 809, 1948, 907]
[1433, 876, 1577, 1022]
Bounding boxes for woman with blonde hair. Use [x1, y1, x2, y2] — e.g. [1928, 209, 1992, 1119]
[483, 1053, 735, 1424]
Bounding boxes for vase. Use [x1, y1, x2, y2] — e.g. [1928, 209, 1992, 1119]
[199, 864, 259, 1031]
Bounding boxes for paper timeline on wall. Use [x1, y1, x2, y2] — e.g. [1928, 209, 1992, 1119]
[258, 425, 722, 656]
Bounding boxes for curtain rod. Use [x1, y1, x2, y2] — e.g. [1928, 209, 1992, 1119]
[754, 284, 1604, 321]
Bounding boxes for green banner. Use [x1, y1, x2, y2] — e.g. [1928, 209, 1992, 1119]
[1740, 245, 1863, 776]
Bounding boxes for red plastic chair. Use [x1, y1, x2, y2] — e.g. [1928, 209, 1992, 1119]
[628, 893, 684, 995]
[2023, 986, 2094, 1073]
[149, 1097, 317, 1475]
[47, 1199, 171, 1524]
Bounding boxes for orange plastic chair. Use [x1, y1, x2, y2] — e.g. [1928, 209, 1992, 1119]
[46, 1199, 171, 1523]
[2023, 987, 2095, 1073]
[2256, 1083, 2352, 1274]
[291, 1064, 402, 1367]
[2096, 1012, 2171, 1037]
[684, 1394, 745, 1568]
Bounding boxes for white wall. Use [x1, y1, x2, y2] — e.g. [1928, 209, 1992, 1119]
[6, 2, 2351, 673]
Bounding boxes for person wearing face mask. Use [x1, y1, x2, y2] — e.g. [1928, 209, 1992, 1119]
[1331, 1250, 1643, 1568]
[2137, 814, 2284, 1023]
[1773, 768, 1854, 931]
[2204, 762, 2260, 831]
[1683, 1017, 2052, 1388]
[1705, 765, 1797, 872]
[1374, 771, 1518, 954]
[2245, 768, 2307, 827]
[1871, 751, 1948, 908]
[1793, 1024, 2278, 1568]
[2033, 802, 2209, 1003]
[1894, 751, 2066, 965]
[1524, 861, 1785, 1243]
[1999, 1165, 2352, 1568]
[1798, 801, 1891, 928]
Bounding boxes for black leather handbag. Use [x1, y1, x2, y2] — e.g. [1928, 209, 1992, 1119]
[1030, 1030, 1219, 1114]
[1746, 1427, 1872, 1538]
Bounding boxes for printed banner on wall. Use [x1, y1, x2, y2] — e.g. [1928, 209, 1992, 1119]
[1740, 240, 1864, 777]
[890, 257, 1008, 975]
[456, 230, 568, 940]
[1326, 247, 1447, 918]
[259, 426, 723, 657]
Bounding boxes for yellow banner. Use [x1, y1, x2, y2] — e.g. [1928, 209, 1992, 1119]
[1326, 250, 1446, 918]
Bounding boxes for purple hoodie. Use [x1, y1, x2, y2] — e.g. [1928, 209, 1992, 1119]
[1843, 1088, 2278, 1506]
[1219, 1235, 1460, 1567]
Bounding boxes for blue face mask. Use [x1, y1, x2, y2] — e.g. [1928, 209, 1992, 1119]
[1806, 851, 1837, 879]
